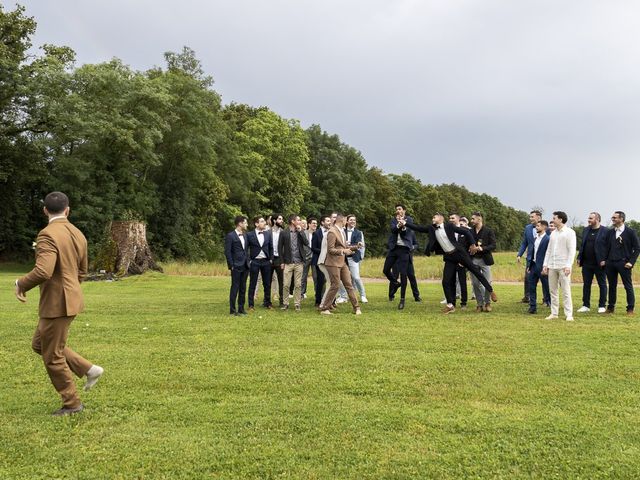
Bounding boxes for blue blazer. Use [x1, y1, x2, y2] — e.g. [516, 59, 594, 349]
[518, 223, 536, 258]
[387, 216, 414, 251]
[246, 230, 273, 262]
[528, 232, 550, 273]
[576, 226, 608, 265]
[311, 229, 325, 266]
[346, 228, 364, 262]
[224, 231, 249, 270]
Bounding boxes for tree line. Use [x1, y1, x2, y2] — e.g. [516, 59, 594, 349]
[1, 5, 529, 264]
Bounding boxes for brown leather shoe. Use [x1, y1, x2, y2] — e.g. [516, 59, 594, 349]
[490, 291, 498, 303]
[627, 310, 635, 317]
[443, 305, 455, 314]
[484, 304, 492, 312]
[476, 306, 483, 313]
[52, 404, 84, 416]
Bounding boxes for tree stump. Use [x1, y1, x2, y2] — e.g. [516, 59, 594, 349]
[110, 221, 163, 276]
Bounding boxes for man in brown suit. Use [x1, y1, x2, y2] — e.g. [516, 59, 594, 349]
[15, 192, 103, 416]
[319, 213, 362, 315]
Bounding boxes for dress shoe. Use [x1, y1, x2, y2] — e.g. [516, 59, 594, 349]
[490, 291, 498, 303]
[390, 282, 401, 298]
[414, 297, 422, 302]
[84, 365, 104, 391]
[527, 308, 537, 314]
[627, 310, 635, 317]
[295, 305, 301, 312]
[545, 314, 558, 320]
[388, 296, 395, 302]
[484, 304, 492, 313]
[52, 404, 84, 417]
[398, 299, 405, 310]
[443, 305, 455, 314]
[577, 306, 590, 313]
[280, 305, 289, 311]
[476, 306, 483, 313]
[605, 308, 615, 314]
[237, 310, 247, 316]
[521, 296, 530, 303]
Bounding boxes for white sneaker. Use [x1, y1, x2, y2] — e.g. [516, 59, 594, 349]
[302, 293, 307, 299]
[598, 307, 607, 314]
[566, 317, 574, 321]
[545, 315, 558, 320]
[320, 309, 333, 315]
[336, 297, 347, 304]
[84, 365, 104, 391]
[577, 306, 590, 313]
[360, 296, 368, 303]
[440, 299, 447, 304]
[354, 308, 362, 315]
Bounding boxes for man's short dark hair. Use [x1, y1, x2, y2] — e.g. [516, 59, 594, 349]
[395, 203, 406, 210]
[44, 192, 69, 214]
[471, 212, 483, 219]
[307, 216, 317, 224]
[615, 211, 626, 221]
[346, 214, 356, 221]
[538, 220, 549, 227]
[319, 214, 331, 223]
[590, 212, 601, 222]
[335, 213, 345, 222]
[288, 214, 299, 225]
[530, 210, 542, 217]
[234, 215, 247, 226]
[553, 211, 568, 224]
[253, 215, 264, 225]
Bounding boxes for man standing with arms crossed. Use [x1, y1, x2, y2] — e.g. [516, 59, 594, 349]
[543, 211, 577, 321]
[15, 192, 103, 416]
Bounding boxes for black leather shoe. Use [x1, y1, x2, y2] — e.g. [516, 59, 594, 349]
[237, 310, 247, 316]
[52, 404, 84, 416]
[528, 308, 537, 314]
[388, 296, 395, 302]
[398, 299, 405, 310]
[414, 297, 422, 302]
[521, 297, 530, 303]
[390, 282, 401, 298]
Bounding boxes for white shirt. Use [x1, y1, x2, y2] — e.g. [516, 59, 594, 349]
[271, 228, 281, 257]
[434, 225, 456, 253]
[346, 228, 353, 244]
[616, 224, 626, 239]
[235, 229, 245, 250]
[543, 225, 576, 269]
[49, 214, 66, 223]
[533, 232, 545, 261]
[255, 230, 266, 259]
[318, 228, 329, 264]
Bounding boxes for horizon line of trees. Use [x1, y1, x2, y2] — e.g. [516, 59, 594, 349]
[2, 5, 540, 264]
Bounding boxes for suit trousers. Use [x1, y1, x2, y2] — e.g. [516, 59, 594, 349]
[248, 259, 272, 307]
[442, 249, 493, 305]
[313, 264, 326, 306]
[271, 260, 284, 306]
[338, 259, 367, 299]
[383, 247, 411, 299]
[229, 267, 249, 313]
[283, 263, 304, 307]
[581, 264, 607, 308]
[471, 258, 493, 306]
[527, 263, 549, 310]
[32, 316, 92, 409]
[606, 261, 635, 311]
[322, 264, 360, 311]
[393, 258, 420, 299]
[300, 260, 312, 296]
[548, 268, 573, 317]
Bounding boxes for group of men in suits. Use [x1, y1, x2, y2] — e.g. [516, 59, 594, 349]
[383, 204, 498, 314]
[225, 212, 366, 316]
[517, 210, 639, 320]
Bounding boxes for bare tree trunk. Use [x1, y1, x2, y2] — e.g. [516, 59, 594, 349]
[110, 221, 162, 275]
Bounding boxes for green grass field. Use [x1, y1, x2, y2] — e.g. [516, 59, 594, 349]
[1, 264, 639, 479]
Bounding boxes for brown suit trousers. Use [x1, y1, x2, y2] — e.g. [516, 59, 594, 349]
[321, 226, 360, 311]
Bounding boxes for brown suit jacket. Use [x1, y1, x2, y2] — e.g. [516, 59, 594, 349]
[19, 217, 88, 319]
[324, 225, 351, 268]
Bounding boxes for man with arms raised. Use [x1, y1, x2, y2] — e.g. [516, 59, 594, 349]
[15, 192, 103, 416]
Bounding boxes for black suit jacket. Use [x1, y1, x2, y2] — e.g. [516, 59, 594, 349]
[278, 229, 310, 264]
[576, 226, 608, 266]
[603, 226, 640, 266]
[387, 216, 415, 251]
[406, 221, 474, 256]
[224, 231, 249, 270]
[246, 230, 273, 262]
[470, 226, 497, 266]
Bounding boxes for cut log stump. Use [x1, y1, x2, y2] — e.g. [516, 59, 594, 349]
[110, 221, 162, 276]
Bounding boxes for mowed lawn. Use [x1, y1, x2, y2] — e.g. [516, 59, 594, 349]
[1, 266, 640, 479]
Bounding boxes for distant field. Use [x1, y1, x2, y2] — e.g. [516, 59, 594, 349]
[161, 252, 640, 284]
[1, 264, 639, 479]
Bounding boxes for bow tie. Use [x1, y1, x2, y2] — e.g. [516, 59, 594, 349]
[237, 233, 243, 237]
[258, 231, 264, 235]
[434, 225, 441, 229]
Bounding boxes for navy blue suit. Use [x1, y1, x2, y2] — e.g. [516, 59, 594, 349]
[577, 226, 608, 309]
[527, 232, 551, 311]
[603, 226, 640, 312]
[311, 229, 327, 306]
[246, 230, 273, 308]
[224, 231, 249, 314]
[383, 217, 415, 300]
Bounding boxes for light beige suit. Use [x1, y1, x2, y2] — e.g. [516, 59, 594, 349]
[19, 217, 93, 409]
[320, 226, 360, 311]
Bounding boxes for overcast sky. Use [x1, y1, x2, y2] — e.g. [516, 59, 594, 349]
[14, 0, 640, 224]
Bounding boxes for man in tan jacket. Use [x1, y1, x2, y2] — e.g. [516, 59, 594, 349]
[15, 192, 103, 416]
[319, 213, 362, 315]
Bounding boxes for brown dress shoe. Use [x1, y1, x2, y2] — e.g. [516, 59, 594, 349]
[52, 404, 84, 416]
[627, 310, 635, 316]
[476, 306, 483, 313]
[443, 305, 455, 314]
[490, 291, 498, 302]
[484, 304, 492, 312]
